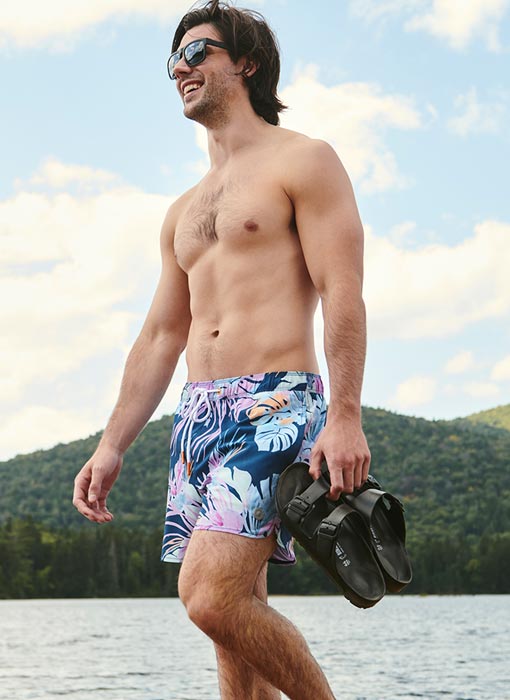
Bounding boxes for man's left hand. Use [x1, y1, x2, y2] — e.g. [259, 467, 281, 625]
[308, 418, 371, 500]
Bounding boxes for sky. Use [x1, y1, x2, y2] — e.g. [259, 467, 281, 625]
[1, 0, 510, 460]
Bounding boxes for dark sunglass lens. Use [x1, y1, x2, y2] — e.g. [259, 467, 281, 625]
[185, 40, 205, 66]
[168, 52, 180, 79]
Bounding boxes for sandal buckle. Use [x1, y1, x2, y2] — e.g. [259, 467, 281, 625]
[286, 496, 310, 521]
[318, 520, 337, 539]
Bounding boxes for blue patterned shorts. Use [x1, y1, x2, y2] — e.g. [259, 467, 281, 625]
[161, 371, 327, 566]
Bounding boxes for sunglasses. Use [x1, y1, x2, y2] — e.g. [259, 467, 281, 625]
[167, 38, 228, 80]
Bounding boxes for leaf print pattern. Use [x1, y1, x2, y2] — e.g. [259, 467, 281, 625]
[247, 391, 307, 452]
[161, 372, 327, 566]
[247, 392, 291, 423]
[253, 420, 299, 452]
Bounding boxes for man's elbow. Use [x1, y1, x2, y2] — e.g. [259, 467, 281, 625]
[145, 319, 190, 356]
[319, 273, 364, 304]
[163, 325, 190, 356]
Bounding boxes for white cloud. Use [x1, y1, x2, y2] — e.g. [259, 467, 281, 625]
[0, 159, 169, 404]
[350, 0, 426, 23]
[448, 87, 508, 136]
[1, 313, 134, 403]
[193, 124, 211, 175]
[24, 157, 120, 191]
[364, 219, 510, 339]
[0, 405, 100, 460]
[0, 158, 203, 459]
[392, 375, 437, 409]
[464, 381, 500, 398]
[491, 355, 510, 381]
[0, 351, 188, 462]
[388, 221, 417, 246]
[0, 0, 193, 50]
[444, 350, 475, 374]
[280, 66, 424, 194]
[351, 0, 510, 51]
[406, 0, 510, 51]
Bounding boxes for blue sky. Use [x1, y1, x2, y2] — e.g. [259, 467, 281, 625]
[1, 0, 510, 459]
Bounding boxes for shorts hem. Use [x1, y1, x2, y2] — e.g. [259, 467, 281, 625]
[193, 524, 273, 539]
[162, 526, 296, 566]
[161, 552, 185, 564]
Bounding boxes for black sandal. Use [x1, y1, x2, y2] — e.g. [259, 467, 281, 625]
[341, 473, 413, 592]
[276, 462, 386, 608]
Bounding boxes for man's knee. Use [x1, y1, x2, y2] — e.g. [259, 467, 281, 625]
[179, 570, 239, 639]
[178, 531, 274, 639]
[187, 595, 237, 639]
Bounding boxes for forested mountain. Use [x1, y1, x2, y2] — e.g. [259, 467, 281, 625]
[2, 406, 510, 538]
[461, 403, 510, 432]
[1, 405, 509, 597]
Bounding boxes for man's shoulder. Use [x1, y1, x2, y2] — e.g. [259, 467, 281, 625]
[167, 185, 199, 217]
[161, 185, 200, 232]
[275, 130, 343, 197]
[274, 128, 336, 159]
[272, 129, 340, 182]
[159, 187, 199, 249]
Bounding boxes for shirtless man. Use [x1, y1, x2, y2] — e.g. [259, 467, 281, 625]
[73, 2, 370, 698]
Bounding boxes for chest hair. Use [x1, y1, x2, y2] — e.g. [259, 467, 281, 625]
[185, 186, 224, 243]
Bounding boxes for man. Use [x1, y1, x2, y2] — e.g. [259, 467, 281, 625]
[73, 1, 371, 698]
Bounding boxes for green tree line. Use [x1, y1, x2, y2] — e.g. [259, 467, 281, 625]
[1, 517, 509, 599]
[1, 404, 509, 597]
[2, 407, 510, 538]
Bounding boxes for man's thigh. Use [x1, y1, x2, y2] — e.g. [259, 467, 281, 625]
[178, 529, 276, 604]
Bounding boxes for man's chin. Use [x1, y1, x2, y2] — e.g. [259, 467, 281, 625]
[183, 101, 210, 126]
[182, 96, 227, 129]
[183, 105, 204, 124]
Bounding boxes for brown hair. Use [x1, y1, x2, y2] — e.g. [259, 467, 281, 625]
[172, 0, 287, 125]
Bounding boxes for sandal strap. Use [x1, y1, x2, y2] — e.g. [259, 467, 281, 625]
[345, 489, 406, 542]
[316, 504, 356, 560]
[284, 476, 330, 525]
[345, 488, 386, 520]
[317, 503, 369, 566]
[347, 488, 403, 516]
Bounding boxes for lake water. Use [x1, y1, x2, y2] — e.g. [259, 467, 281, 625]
[0, 596, 508, 700]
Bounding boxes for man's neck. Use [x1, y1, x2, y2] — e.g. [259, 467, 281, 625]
[206, 106, 272, 168]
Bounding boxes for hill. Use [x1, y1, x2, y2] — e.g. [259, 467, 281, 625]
[1, 407, 509, 597]
[462, 403, 510, 432]
[0, 416, 173, 530]
[1, 406, 510, 540]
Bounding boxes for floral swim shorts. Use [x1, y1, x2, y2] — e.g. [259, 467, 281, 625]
[161, 371, 327, 566]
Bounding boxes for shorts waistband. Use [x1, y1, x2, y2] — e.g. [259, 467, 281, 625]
[181, 371, 323, 401]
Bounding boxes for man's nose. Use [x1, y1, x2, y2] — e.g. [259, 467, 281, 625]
[174, 55, 192, 80]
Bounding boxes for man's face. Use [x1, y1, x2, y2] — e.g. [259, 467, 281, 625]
[174, 23, 241, 127]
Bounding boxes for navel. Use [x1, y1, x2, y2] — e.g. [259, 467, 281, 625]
[211, 329, 220, 337]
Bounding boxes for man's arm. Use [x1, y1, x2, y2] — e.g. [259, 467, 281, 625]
[285, 138, 370, 499]
[73, 201, 192, 522]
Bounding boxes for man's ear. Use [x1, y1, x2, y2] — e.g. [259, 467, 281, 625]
[242, 59, 258, 78]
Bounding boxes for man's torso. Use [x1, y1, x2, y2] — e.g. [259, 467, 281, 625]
[173, 128, 320, 381]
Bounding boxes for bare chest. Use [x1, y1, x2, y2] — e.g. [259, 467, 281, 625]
[174, 176, 294, 270]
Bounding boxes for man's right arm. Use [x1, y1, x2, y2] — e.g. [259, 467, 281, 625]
[72, 200, 191, 522]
